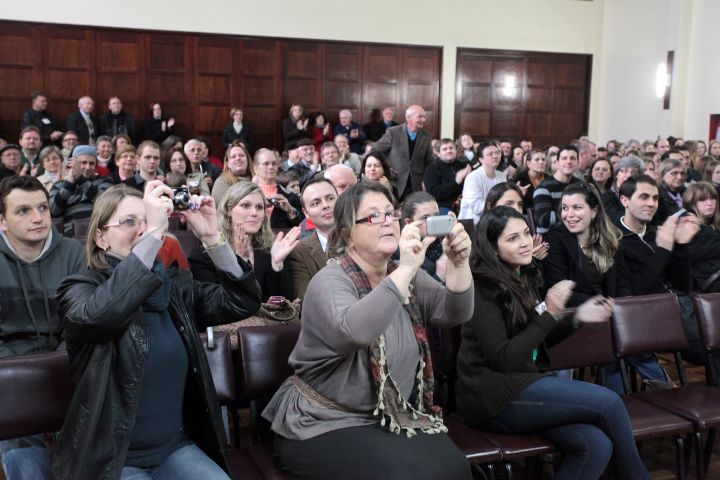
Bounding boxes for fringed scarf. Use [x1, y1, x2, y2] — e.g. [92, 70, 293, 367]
[337, 254, 446, 437]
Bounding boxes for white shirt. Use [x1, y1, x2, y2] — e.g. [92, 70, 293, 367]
[316, 230, 328, 253]
[458, 167, 507, 224]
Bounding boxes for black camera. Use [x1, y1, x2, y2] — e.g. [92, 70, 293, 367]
[171, 186, 192, 211]
[268, 197, 280, 206]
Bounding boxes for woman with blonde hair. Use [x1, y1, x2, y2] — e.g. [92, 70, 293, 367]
[211, 140, 255, 203]
[189, 181, 300, 301]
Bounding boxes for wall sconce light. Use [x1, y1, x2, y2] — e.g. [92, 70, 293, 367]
[655, 62, 668, 100]
[502, 74, 516, 98]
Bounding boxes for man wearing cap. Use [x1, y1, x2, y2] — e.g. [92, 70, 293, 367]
[0, 144, 23, 180]
[288, 138, 320, 187]
[49, 145, 114, 223]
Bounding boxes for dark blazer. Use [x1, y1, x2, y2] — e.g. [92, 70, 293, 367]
[288, 231, 328, 299]
[189, 247, 293, 302]
[221, 123, 252, 150]
[542, 224, 633, 307]
[282, 117, 310, 149]
[367, 120, 399, 142]
[66, 111, 100, 145]
[372, 123, 434, 199]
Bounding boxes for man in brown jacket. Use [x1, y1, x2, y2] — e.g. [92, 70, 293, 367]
[288, 176, 337, 299]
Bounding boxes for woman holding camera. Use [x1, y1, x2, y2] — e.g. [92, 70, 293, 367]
[253, 148, 303, 230]
[457, 206, 650, 480]
[263, 182, 474, 479]
[52, 181, 262, 479]
[189, 181, 299, 302]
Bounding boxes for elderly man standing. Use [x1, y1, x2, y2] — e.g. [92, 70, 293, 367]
[333, 109, 366, 155]
[66, 96, 99, 145]
[20, 91, 63, 146]
[371, 104, 433, 200]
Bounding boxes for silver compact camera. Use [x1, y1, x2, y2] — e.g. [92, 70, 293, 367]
[425, 215, 454, 237]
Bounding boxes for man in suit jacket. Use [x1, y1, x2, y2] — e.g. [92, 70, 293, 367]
[288, 176, 337, 299]
[66, 96, 100, 146]
[370, 105, 433, 200]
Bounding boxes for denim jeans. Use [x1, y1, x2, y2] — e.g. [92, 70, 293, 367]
[0, 436, 50, 480]
[602, 353, 668, 394]
[120, 443, 229, 480]
[482, 376, 650, 480]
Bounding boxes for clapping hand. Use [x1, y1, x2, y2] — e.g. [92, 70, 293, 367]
[270, 226, 301, 271]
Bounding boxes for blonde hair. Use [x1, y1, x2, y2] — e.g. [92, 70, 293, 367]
[220, 141, 254, 186]
[217, 181, 274, 251]
[85, 184, 143, 270]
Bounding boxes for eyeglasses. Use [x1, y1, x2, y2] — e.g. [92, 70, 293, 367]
[355, 209, 401, 225]
[103, 217, 147, 229]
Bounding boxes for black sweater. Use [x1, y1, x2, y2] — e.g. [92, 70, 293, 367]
[542, 224, 633, 306]
[687, 224, 720, 292]
[423, 159, 464, 209]
[617, 222, 692, 295]
[456, 278, 578, 425]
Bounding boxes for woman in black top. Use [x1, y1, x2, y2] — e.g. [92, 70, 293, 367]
[542, 183, 669, 392]
[683, 181, 720, 292]
[145, 103, 175, 144]
[189, 181, 299, 301]
[457, 207, 649, 480]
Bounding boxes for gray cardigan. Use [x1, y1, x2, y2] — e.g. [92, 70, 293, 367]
[262, 262, 473, 440]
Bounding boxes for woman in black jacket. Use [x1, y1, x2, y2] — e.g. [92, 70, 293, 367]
[282, 104, 310, 150]
[542, 183, 668, 392]
[456, 207, 650, 480]
[221, 107, 252, 151]
[189, 181, 299, 302]
[144, 102, 175, 144]
[53, 181, 261, 480]
[683, 181, 720, 292]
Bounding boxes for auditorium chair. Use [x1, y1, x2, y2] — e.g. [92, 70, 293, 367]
[441, 325, 555, 480]
[548, 317, 693, 480]
[612, 293, 720, 480]
[691, 292, 720, 385]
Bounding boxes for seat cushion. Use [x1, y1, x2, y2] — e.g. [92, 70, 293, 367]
[634, 384, 720, 431]
[622, 396, 694, 440]
[444, 416, 503, 463]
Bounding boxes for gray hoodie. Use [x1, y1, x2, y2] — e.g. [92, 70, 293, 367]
[0, 226, 84, 357]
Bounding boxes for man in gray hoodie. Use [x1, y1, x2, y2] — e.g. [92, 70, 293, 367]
[0, 175, 85, 477]
[0, 175, 84, 357]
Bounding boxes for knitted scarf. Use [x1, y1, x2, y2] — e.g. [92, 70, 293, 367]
[338, 254, 447, 437]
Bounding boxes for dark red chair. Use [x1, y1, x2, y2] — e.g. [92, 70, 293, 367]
[0, 351, 69, 441]
[612, 293, 720, 480]
[549, 319, 693, 480]
[691, 292, 720, 385]
[441, 326, 554, 480]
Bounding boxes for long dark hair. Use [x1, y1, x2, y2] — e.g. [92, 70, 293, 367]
[470, 206, 542, 335]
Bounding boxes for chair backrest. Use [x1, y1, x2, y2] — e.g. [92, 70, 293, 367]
[236, 325, 301, 401]
[0, 351, 70, 440]
[548, 320, 615, 370]
[199, 330, 234, 405]
[691, 292, 720, 352]
[611, 293, 689, 357]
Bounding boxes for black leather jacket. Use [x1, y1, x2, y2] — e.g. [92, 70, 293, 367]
[52, 253, 261, 480]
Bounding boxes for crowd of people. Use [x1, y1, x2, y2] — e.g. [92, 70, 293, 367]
[1, 88, 718, 479]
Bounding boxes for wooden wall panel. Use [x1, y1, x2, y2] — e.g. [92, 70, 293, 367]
[0, 20, 441, 152]
[455, 48, 591, 147]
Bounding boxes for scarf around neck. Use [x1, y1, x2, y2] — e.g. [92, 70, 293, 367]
[337, 254, 446, 437]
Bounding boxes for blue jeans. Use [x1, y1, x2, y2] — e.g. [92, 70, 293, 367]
[602, 353, 667, 394]
[0, 436, 50, 480]
[483, 376, 650, 480]
[120, 443, 229, 480]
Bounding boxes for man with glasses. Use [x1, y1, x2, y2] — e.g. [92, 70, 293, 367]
[49, 145, 115, 224]
[533, 145, 582, 234]
[0, 175, 84, 477]
[458, 142, 507, 224]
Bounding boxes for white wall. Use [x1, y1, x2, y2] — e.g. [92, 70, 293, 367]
[2, 0, 604, 140]
[684, 0, 720, 141]
[596, 0, 682, 144]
